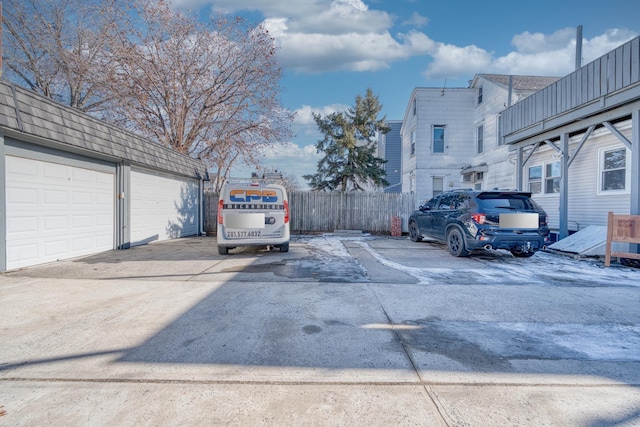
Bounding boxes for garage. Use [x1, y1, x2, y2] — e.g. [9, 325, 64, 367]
[130, 169, 200, 246]
[5, 155, 115, 270]
[1, 80, 207, 272]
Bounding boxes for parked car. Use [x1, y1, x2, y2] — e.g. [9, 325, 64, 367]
[409, 189, 550, 257]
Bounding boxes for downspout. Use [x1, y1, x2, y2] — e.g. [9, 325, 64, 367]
[199, 179, 206, 236]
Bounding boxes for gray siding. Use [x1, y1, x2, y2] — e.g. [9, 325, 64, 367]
[0, 81, 206, 179]
[525, 120, 632, 231]
[502, 37, 640, 141]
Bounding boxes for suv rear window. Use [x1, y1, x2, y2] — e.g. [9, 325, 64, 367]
[476, 194, 537, 210]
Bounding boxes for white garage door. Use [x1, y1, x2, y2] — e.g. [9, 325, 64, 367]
[5, 156, 115, 270]
[130, 169, 199, 246]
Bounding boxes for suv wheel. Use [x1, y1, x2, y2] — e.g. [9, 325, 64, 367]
[447, 228, 469, 257]
[409, 221, 422, 242]
[218, 246, 229, 255]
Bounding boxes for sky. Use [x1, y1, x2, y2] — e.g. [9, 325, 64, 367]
[174, 0, 640, 187]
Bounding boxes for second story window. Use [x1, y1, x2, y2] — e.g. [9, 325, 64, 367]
[477, 124, 484, 154]
[477, 86, 483, 104]
[410, 129, 416, 156]
[433, 125, 445, 153]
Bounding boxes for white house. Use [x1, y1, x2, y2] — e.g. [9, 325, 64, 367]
[502, 36, 640, 240]
[400, 36, 640, 241]
[401, 75, 559, 208]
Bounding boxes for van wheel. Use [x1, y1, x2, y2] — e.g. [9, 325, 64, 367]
[447, 228, 469, 257]
[409, 221, 422, 242]
[279, 242, 289, 253]
[218, 246, 229, 255]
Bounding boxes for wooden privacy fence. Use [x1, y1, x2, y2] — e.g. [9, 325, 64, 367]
[204, 191, 416, 235]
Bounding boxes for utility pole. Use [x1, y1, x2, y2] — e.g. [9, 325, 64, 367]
[575, 25, 583, 70]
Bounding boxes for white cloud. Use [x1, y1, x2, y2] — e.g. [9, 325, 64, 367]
[401, 12, 428, 28]
[175, 0, 639, 91]
[265, 24, 431, 73]
[422, 43, 493, 80]
[294, 104, 348, 125]
[423, 28, 638, 80]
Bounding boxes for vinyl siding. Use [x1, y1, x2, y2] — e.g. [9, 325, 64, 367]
[526, 120, 632, 231]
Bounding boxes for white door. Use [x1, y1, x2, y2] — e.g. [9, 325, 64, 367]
[5, 156, 115, 269]
[130, 169, 199, 246]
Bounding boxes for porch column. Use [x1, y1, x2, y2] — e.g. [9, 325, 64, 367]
[516, 146, 523, 191]
[631, 110, 639, 254]
[632, 109, 639, 216]
[559, 133, 570, 239]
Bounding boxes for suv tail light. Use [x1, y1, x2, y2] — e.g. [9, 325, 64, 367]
[218, 199, 224, 224]
[472, 213, 486, 224]
[284, 200, 289, 224]
[540, 214, 548, 226]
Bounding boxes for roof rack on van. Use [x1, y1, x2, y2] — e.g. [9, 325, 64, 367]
[251, 171, 283, 184]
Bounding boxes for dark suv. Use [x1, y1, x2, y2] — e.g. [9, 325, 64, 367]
[409, 189, 550, 257]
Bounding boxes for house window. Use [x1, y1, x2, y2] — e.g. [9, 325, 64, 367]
[601, 147, 626, 191]
[545, 162, 561, 193]
[476, 124, 484, 154]
[496, 114, 503, 146]
[433, 177, 444, 197]
[433, 126, 445, 153]
[410, 129, 416, 156]
[476, 172, 484, 181]
[477, 86, 483, 104]
[528, 165, 542, 194]
[413, 98, 417, 116]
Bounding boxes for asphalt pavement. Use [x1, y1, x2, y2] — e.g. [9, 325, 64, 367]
[1, 235, 639, 426]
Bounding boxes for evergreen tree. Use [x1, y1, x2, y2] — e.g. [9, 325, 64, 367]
[304, 88, 390, 192]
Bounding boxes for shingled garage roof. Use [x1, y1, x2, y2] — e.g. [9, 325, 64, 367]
[475, 74, 562, 91]
[0, 81, 207, 179]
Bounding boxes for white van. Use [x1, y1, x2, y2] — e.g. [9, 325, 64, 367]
[216, 181, 290, 255]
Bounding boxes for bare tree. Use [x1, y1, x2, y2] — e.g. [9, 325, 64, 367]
[2, 0, 126, 112]
[107, 0, 294, 186]
[3, 0, 294, 190]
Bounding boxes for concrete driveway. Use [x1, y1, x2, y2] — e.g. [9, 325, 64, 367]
[1, 235, 639, 426]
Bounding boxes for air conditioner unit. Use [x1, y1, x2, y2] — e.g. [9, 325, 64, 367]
[460, 173, 474, 183]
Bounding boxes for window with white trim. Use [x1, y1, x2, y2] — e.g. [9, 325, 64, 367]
[600, 147, 627, 192]
[433, 126, 445, 153]
[433, 177, 443, 197]
[528, 165, 542, 194]
[410, 129, 416, 156]
[476, 124, 484, 154]
[545, 162, 560, 194]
